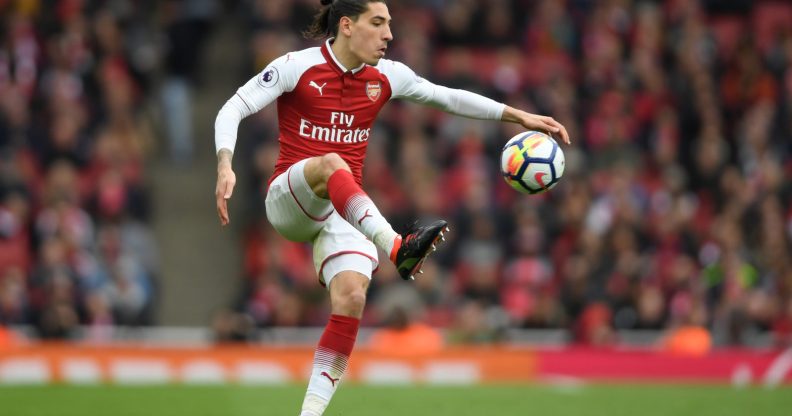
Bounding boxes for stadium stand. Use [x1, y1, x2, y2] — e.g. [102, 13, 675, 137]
[0, 0, 790, 351]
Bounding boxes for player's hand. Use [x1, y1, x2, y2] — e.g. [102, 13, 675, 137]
[216, 151, 236, 226]
[502, 106, 571, 145]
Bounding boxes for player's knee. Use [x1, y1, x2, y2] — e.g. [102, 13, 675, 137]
[346, 290, 367, 310]
[338, 289, 367, 314]
[321, 153, 349, 175]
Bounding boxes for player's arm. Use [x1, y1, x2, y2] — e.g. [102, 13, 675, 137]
[215, 148, 235, 226]
[501, 106, 570, 144]
[215, 57, 293, 226]
[385, 61, 569, 144]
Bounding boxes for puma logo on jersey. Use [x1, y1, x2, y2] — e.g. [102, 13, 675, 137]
[309, 81, 327, 96]
[320, 371, 340, 387]
[357, 209, 373, 226]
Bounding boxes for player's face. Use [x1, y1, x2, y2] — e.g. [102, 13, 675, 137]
[348, 3, 393, 65]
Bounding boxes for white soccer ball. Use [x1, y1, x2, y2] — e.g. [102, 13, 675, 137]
[500, 131, 565, 194]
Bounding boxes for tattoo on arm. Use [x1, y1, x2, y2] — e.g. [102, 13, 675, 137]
[217, 149, 233, 168]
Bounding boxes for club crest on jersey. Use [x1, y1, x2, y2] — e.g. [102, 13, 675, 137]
[258, 67, 279, 88]
[366, 81, 381, 101]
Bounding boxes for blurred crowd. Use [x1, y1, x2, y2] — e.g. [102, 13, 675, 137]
[232, 0, 792, 348]
[1, 0, 791, 349]
[0, 0, 168, 339]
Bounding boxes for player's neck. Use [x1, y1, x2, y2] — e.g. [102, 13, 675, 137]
[330, 38, 363, 72]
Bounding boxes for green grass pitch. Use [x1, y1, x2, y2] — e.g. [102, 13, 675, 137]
[1, 384, 790, 416]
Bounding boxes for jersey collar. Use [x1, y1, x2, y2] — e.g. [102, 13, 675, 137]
[322, 38, 366, 75]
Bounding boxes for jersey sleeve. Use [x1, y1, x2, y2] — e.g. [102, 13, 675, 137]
[215, 54, 301, 154]
[382, 60, 505, 121]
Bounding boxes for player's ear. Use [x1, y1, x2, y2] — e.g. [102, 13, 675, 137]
[339, 16, 353, 37]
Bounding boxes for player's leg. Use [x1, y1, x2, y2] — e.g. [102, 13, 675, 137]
[304, 153, 399, 254]
[300, 254, 371, 416]
[265, 159, 332, 242]
[299, 211, 376, 416]
[303, 153, 449, 279]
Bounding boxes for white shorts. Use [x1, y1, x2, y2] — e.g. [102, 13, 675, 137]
[265, 159, 378, 288]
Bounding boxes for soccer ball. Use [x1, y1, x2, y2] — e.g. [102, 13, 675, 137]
[500, 131, 565, 194]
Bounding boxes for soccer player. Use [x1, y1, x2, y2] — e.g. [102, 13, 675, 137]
[213, 1, 570, 414]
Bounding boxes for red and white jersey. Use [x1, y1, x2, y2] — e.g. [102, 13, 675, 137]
[215, 39, 505, 186]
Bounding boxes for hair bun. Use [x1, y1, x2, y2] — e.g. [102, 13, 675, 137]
[320, 0, 334, 5]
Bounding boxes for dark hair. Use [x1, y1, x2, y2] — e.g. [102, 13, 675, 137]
[304, 0, 386, 39]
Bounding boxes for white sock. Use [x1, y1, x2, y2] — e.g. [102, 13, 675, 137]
[299, 394, 326, 416]
[300, 346, 349, 416]
[341, 194, 399, 254]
